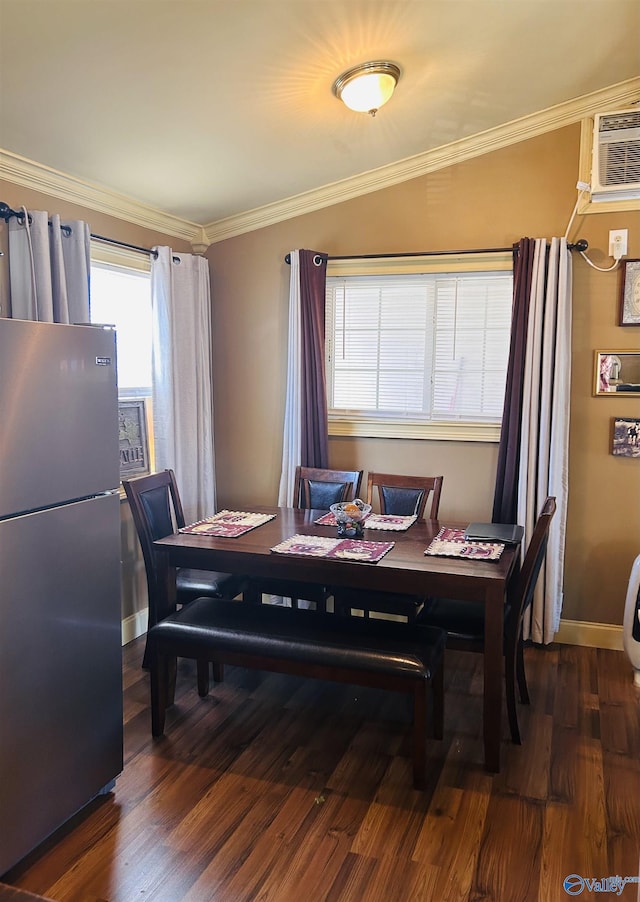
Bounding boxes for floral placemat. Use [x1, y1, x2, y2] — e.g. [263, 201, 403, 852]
[271, 534, 395, 563]
[314, 511, 416, 531]
[425, 527, 504, 560]
[179, 510, 276, 538]
[314, 512, 339, 526]
[363, 513, 417, 531]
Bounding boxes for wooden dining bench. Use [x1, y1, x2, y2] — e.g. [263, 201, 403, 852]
[147, 597, 446, 789]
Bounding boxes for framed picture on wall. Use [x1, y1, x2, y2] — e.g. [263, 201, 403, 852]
[594, 351, 640, 396]
[619, 259, 640, 326]
[612, 417, 640, 457]
[118, 398, 151, 479]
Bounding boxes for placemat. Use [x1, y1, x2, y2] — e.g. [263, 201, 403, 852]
[425, 527, 504, 560]
[314, 511, 416, 531]
[179, 510, 276, 538]
[271, 534, 395, 563]
[363, 513, 417, 531]
[314, 512, 339, 526]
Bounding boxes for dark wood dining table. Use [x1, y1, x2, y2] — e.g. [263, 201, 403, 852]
[153, 506, 521, 773]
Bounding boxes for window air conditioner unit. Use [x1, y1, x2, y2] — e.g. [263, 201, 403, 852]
[590, 108, 640, 202]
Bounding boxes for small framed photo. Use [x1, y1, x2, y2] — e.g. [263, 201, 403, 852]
[619, 258, 640, 326]
[118, 398, 151, 479]
[612, 417, 640, 457]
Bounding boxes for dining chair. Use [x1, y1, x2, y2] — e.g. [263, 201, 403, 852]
[367, 471, 443, 519]
[252, 465, 363, 611]
[123, 469, 246, 664]
[418, 495, 556, 744]
[333, 472, 444, 621]
[294, 466, 363, 510]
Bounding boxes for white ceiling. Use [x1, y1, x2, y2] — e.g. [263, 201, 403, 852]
[1, 0, 639, 236]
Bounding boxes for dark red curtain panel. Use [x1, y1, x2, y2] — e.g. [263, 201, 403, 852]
[492, 238, 536, 524]
[299, 249, 329, 468]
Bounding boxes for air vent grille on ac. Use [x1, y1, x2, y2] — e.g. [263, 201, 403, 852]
[591, 108, 640, 202]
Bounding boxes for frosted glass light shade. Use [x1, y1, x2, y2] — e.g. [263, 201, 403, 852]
[333, 61, 400, 116]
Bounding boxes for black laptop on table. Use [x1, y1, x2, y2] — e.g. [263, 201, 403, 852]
[464, 522, 524, 544]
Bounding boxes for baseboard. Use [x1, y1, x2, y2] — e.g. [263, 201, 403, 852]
[121, 607, 148, 646]
[555, 618, 623, 650]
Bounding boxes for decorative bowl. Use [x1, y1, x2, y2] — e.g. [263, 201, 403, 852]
[330, 500, 372, 538]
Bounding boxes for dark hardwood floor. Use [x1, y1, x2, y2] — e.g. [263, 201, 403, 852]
[3, 637, 640, 901]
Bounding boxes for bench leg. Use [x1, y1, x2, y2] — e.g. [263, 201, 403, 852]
[412, 663, 444, 790]
[412, 684, 427, 790]
[213, 662, 224, 682]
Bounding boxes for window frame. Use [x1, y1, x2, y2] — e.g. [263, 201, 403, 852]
[325, 252, 513, 443]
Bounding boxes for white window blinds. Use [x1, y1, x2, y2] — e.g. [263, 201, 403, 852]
[325, 271, 513, 424]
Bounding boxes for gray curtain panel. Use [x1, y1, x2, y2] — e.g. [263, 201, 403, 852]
[8, 209, 90, 323]
[150, 247, 216, 524]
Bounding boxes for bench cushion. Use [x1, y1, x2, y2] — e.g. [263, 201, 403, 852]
[149, 597, 445, 681]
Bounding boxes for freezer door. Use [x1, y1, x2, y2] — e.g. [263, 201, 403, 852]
[0, 319, 119, 518]
[0, 492, 123, 874]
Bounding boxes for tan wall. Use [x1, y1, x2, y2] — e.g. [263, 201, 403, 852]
[565, 208, 640, 623]
[208, 124, 640, 627]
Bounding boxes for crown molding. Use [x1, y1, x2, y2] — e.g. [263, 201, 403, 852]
[204, 77, 640, 243]
[2, 78, 638, 247]
[0, 149, 204, 246]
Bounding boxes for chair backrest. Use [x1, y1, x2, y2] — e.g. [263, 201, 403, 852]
[294, 466, 363, 510]
[366, 472, 444, 520]
[511, 496, 556, 633]
[123, 469, 185, 604]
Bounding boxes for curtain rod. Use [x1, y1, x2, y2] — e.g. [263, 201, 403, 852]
[0, 202, 181, 263]
[0, 202, 72, 236]
[283, 240, 588, 264]
[91, 234, 181, 265]
[91, 233, 168, 260]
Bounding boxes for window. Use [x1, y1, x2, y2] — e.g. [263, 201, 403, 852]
[90, 261, 152, 398]
[325, 256, 513, 441]
[89, 246, 154, 475]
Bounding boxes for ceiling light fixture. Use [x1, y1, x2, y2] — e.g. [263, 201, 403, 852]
[332, 60, 401, 117]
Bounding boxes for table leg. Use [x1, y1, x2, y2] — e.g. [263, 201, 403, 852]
[483, 583, 504, 772]
[243, 581, 263, 605]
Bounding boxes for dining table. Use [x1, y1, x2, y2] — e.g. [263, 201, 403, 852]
[153, 505, 521, 774]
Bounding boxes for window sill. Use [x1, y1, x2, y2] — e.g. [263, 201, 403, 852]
[328, 416, 501, 442]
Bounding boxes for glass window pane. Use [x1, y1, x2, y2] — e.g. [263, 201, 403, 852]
[326, 268, 513, 426]
[90, 264, 152, 394]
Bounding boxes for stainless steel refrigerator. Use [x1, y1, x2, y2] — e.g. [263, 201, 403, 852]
[0, 318, 124, 876]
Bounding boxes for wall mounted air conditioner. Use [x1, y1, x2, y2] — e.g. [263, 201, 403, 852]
[591, 108, 640, 202]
